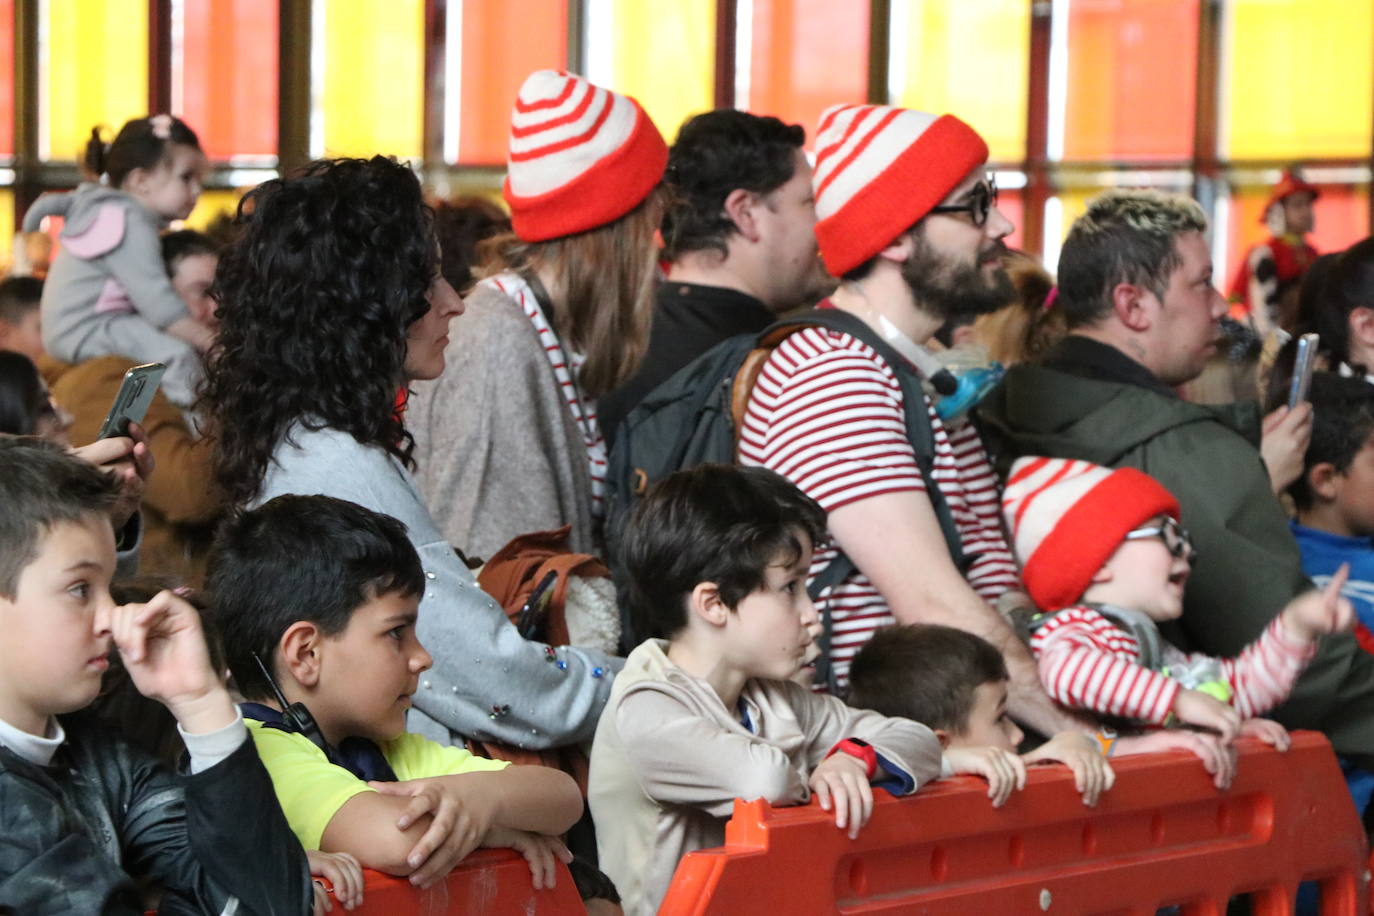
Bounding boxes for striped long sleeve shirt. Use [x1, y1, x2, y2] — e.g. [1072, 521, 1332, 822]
[1030, 605, 1316, 723]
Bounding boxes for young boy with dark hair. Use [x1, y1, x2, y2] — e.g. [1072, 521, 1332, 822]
[0, 275, 44, 362]
[0, 437, 311, 914]
[207, 494, 583, 893]
[1002, 456, 1352, 776]
[1288, 372, 1374, 641]
[589, 464, 944, 916]
[848, 624, 1113, 806]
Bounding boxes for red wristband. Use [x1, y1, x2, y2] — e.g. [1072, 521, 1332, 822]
[825, 738, 877, 779]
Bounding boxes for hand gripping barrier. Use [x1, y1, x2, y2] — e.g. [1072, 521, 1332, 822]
[319, 848, 587, 914]
[660, 732, 1367, 915]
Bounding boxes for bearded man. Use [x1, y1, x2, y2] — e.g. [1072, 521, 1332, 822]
[737, 104, 1078, 737]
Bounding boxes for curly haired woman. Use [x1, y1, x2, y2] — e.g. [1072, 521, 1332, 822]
[201, 155, 621, 750]
[406, 71, 668, 558]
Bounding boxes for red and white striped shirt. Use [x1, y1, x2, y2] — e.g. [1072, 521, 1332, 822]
[485, 274, 608, 518]
[738, 319, 1020, 690]
[1030, 606, 1316, 723]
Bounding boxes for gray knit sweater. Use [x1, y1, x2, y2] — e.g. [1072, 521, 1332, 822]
[407, 281, 597, 560]
[254, 424, 621, 749]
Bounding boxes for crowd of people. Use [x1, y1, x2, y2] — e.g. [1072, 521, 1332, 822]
[2, 66, 1373, 915]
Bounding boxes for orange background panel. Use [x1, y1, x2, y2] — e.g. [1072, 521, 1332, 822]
[455, 0, 567, 166]
[180, 0, 278, 161]
[1062, 0, 1197, 162]
[999, 189, 1025, 253]
[745, 0, 868, 147]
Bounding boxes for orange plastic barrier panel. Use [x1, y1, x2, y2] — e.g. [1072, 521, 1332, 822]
[661, 732, 1366, 915]
[319, 848, 586, 915]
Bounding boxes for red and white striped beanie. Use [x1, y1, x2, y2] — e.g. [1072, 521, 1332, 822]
[1001, 456, 1180, 612]
[812, 104, 989, 277]
[504, 70, 668, 242]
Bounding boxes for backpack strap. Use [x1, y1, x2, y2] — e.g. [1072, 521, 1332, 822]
[736, 309, 968, 571]
[1085, 603, 1167, 673]
[731, 309, 970, 695]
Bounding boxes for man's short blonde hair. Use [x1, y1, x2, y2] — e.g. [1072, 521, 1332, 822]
[1057, 189, 1209, 329]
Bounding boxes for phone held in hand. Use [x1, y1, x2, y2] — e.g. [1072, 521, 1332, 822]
[1288, 333, 1319, 410]
[96, 362, 167, 439]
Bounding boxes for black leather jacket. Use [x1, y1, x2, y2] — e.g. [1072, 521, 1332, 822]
[0, 711, 311, 915]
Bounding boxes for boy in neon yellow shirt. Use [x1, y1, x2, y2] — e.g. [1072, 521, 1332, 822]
[207, 494, 582, 892]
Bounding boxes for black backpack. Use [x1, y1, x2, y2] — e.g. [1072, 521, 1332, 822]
[605, 308, 966, 692]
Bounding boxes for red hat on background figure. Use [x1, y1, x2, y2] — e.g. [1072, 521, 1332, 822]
[1002, 456, 1180, 612]
[1261, 168, 1320, 224]
[810, 104, 989, 277]
[504, 70, 668, 243]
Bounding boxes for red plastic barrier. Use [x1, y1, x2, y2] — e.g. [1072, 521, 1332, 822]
[319, 848, 586, 915]
[660, 732, 1367, 915]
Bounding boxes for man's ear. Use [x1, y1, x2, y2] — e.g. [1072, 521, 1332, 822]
[1111, 282, 1153, 332]
[722, 188, 762, 244]
[877, 228, 916, 267]
[1309, 461, 1342, 502]
[933, 728, 951, 749]
[1349, 307, 1374, 348]
[688, 581, 731, 628]
[278, 621, 325, 689]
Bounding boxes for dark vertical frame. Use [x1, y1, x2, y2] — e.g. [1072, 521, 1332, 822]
[713, 0, 735, 109]
[567, 0, 586, 77]
[1191, 0, 1222, 208]
[277, 0, 311, 174]
[423, 0, 446, 165]
[12, 0, 37, 227]
[867, 0, 889, 104]
[1023, 0, 1052, 258]
[147, 0, 171, 114]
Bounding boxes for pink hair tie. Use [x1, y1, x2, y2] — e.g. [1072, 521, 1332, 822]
[1043, 286, 1059, 311]
[149, 114, 172, 139]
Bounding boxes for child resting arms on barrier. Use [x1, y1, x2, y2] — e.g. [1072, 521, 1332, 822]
[207, 493, 583, 897]
[589, 464, 943, 916]
[0, 438, 312, 914]
[848, 623, 1115, 807]
[1001, 457, 1353, 776]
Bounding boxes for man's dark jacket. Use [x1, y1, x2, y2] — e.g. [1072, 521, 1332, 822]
[979, 335, 1374, 760]
[0, 711, 311, 915]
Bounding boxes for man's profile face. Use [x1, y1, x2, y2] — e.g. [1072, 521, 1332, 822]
[1282, 192, 1316, 236]
[757, 150, 821, 310]
[901, 168, 1017, 321]
[1150, 230, 1226, 386]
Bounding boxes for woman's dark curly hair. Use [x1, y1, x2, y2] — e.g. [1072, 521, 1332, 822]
[201, 156, 437, 507]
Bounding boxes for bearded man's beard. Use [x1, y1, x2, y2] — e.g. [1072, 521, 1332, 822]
[900, 231, 1016, 321]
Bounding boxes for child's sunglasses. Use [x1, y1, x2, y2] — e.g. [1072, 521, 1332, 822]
[1123, 516, 1196, 562]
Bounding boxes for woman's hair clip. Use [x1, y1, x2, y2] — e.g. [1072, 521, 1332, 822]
[1043, 285, 1059, 311]
[149, 114, 173, 140]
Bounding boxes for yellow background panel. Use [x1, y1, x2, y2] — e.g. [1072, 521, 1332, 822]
[0, 190, 14, 270]
[321, 0, 424, 159]
[892, 0, 1029, 162]
[1226, 0, 1373, 159]
[605, 0, 715, 143]
[183, 188, 242, 233]
[45, 0, 148, 162]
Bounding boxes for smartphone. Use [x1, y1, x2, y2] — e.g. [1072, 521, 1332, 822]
[96, 362, 167, 439]
[1288, 333, 1319, 409]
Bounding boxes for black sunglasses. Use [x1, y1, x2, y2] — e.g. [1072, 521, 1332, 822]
[929, 177, 999, 228]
